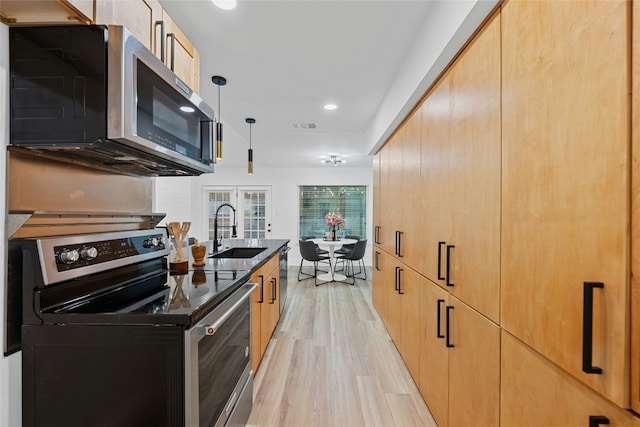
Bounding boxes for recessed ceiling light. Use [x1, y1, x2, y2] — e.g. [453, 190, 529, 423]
[323, 104, 338, 111]
[180, 106, 195, 113]
[212, 0, 237, 11]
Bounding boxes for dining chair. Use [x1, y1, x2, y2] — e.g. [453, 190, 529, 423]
[335, 235, 360, 272]
[335, 239, 367, 285]
[298, 239, 332, 286]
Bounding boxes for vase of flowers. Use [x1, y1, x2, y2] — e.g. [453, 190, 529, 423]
[325, 212, 345, 241]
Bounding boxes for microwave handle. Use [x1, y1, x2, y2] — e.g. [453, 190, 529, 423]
[154, 21, 165, 63]
[202, 120, 214, 164]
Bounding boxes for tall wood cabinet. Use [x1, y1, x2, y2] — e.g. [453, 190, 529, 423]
[373, 0, 640, 424]
[501, 0, 630, 406]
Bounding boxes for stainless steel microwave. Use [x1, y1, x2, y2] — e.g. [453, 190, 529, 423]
[9, 25, 215, 176]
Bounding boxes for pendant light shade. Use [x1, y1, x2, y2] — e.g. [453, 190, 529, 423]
[211, 76, 227, 161]
[246, 118, 256, 175]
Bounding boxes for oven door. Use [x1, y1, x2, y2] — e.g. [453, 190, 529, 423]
[185, 282, 257, 427]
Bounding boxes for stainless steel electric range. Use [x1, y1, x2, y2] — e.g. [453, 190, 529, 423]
[14, 228, 255, 427]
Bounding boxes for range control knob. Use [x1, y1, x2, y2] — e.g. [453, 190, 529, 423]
[57, 249, 79, 265]
[144, 238, 159, 248]
[80, 247, 98, 260]
[158, 236, 167, 246]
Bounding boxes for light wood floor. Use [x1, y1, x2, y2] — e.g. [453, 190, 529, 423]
[247, 266, 437, 427]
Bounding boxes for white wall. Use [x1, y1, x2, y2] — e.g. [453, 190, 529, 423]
[0, 22, 22, 427]
[155, 165, 374, 267]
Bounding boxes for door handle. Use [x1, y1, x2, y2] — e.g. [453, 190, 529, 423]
[589, 416, 610, 427]
[375, 226, 380, 244]
[397, 268, 404, 295]
[154, 21, 165, 62]
[446, 306, 454, 348]
[257, 275, 264, 303]
[395, 231, 404, 257]
[374, 251, 380, 271]
[437, 299, 445, 339]
[167, 33, 176, 71]
[583, 282, 604, 374]
[394, 266, 400, 292]
[446, 245, 455, 287]
[437, 242, 445, 280]
[270, 278, 277, 304]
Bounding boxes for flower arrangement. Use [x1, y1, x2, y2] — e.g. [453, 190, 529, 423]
[325, 212, 345, 229]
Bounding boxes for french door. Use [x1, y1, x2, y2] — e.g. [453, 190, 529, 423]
[203, 186, 272, 240]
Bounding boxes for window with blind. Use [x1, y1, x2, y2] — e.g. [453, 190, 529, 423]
[299, 186, 367, 239]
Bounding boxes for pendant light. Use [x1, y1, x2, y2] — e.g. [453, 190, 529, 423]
[211, 76, 227, 161]
[246, 118, 256, 175]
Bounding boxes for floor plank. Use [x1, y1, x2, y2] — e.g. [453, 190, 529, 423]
[247, 267, 437, 427]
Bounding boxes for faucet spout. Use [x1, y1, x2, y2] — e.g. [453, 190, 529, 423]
[213, 203, 237, 251]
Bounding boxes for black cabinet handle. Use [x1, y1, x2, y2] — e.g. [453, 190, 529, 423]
[154, 20, 165, 62]
[583, 282, 604, 374]
[395, 266, 400, 292]
[270, 278, 277, 304]
[446, 245, 455, 287]
[446, 306, 454, 348]
[437, 299, 445, 339]
[168, 33, 176, 71]
[397, 268, 404, 294]
[589, 416, 610, 427]
[375, 226, 380, 244]
[437, 241, 445, 280]
[374, 251, 380, 271]
[397, 231, 404, 257]
[258, 275, 264, 303]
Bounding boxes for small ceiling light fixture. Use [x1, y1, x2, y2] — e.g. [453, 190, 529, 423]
[246, 118, 256, 175]
[323, 103, 338, 111]
[322, 155, 345, 166]
[212, 0, 237, 11]
[211, 75, 227, 161]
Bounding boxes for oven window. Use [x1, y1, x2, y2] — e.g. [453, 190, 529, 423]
[198, 298, 250, 426]
[135, 60, 205, 160]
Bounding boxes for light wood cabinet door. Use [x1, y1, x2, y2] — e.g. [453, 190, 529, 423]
[502, 331, 639, 427]
[377, 143, 392, 254]
[447, 298, 500, 427]
[162, 11, 200, 92]
[371, 248, 390, 327]
[95, 0, 163, 56]
[501, 0, 630, 405]
[0, 0, 92, 24]
[372, 152, 381, 246]
[398, 263, 421, 380]
[632, 0, 640, 415]
[419, 278, 450, 427]
[419, 75, 451, 284]
[385, 131, 404, 257]
[448, 12, 501, 323]
[251, 270, 267, 372]
[399, 109, 422, 268]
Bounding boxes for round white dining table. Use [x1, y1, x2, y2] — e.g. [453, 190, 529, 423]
[311, 238, 358, 282]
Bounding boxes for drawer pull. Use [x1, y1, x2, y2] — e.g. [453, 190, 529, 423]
[446, 306, 454, 348]
[588, 415, 609, 427]
[582, 282, 604, 374]
[437, 299, 445, 339]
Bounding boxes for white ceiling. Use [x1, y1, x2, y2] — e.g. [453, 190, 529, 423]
[159, 0, 435, 169]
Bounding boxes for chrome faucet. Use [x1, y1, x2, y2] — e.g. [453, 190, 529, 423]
[213, 203, 238, 251]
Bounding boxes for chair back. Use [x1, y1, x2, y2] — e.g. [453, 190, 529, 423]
[348, 239, 367, 260]
[299, 239, 322, 261]
[301, 235, 315, 240]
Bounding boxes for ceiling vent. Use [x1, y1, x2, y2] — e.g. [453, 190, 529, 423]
[290, 123, 317, 130]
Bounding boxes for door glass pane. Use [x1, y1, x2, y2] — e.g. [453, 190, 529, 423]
[243, 191, 266, 239]
[208, 192, 232, 240]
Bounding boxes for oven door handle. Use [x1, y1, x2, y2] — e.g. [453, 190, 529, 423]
[194, 283, 257, 336]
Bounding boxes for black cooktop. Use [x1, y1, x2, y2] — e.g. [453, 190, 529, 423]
[37, 268, 252, 327]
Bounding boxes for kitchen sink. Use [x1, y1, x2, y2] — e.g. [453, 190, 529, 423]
[209, 247, 267, 259]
